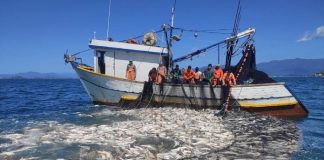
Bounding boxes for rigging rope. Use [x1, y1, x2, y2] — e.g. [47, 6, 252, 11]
[231, 35, 254, 57]
[72, 49, 92, 56]
[119, 26, 231, 43]
[180, 83, 193, 108]
[173, 27, 231, 35]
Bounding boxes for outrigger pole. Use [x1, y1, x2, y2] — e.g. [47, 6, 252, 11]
[172, 28, 255, 63]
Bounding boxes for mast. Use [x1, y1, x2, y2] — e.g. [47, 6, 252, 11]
[170, 0, 177, 46]
[106, 0, 112, 40]
[167, 0, 177, 71]
[225, 0, 241, 70]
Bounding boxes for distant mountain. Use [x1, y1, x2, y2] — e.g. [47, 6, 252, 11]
[0, 72, 77, 79]
[257, 58, 324, 76]
[1, 58, 323, 78]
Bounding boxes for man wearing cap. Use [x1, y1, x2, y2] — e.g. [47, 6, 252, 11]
[126, 60, 136, 80]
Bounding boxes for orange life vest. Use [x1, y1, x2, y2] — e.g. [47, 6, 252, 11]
[213, 68, 223, 86]
[213, 68, 223, 79]
[184, 69, 195, 81]
[127, 65, 136, 80]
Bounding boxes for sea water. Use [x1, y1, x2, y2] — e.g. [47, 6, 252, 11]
[0, 78, 323, 159]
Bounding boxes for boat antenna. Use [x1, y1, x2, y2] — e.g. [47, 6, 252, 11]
[225, 0, 241, 70]
[170, 0, 177, 41]
[218, 44, 220, 64]
[106, 0, 112, 40]
[168, 0, 177, 71]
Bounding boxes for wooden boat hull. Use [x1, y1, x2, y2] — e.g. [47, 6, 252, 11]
[72, 63, 308, 118]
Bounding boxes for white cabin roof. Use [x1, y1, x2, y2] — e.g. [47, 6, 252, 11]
[89, 39, 168, 55]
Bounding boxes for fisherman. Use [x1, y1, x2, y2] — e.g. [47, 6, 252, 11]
[144, 67, 157, 96]
[220, 69, 237, 112]
[202, 64, 213, 84]
[126, 60, 136, 80]
[156, 63, 166, 85]
[170, 64, 182, 84]
[180, 68, 185, 82]
[157, 63, 166, 94]
[148, 67, 157, 83]
[222, 70, 236, 86]
[194, 67, 202, 84]
[212, 64, 224, 87]
[183, 65, 195, 84]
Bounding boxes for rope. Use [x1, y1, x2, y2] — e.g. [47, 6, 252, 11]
[173, 27, 231, 35]
[232, 35, 254, 57]
[180, 83, 193, 108]
[144, 92, 155, 108]
[133, 93, 144, 108]
[190, 85, 199, 107]
[208, 81, 217, 106]
[158, 84, 170, 107]
[72, 49, 92, 56]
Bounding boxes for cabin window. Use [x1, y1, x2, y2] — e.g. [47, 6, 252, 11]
[97, 51, 105, 74]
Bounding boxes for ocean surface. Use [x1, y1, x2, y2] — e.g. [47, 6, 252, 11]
[0, 78, 323, 159]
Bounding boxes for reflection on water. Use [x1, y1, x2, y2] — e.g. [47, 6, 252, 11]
[0, 107, 298, 159]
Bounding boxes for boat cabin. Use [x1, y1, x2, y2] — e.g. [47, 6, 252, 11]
[89, 39, 168, 82]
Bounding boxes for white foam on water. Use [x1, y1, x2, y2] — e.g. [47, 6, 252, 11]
[0, 107, 299, 159]
[92, 108, 114, 116]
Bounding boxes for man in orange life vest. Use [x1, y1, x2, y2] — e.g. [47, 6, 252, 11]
[156, 63, 166, 85]
[126, 60, 136, 80]
[194, 67, 202, 84]
[222, 70, 236, 86]
[183, 65, 195, 84]
[212, 64, 224, 87]
[221, 69, 236, 112]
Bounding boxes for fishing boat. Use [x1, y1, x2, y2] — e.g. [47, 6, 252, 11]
[64, 2, 308, 118]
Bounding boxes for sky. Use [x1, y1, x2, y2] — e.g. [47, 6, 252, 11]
[0, 0, 323, 74]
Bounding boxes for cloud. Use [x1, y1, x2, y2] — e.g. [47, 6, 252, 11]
[297, 32, 312, 42]
[315, 26, 324, 38]
[297, 25, 324, 42]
